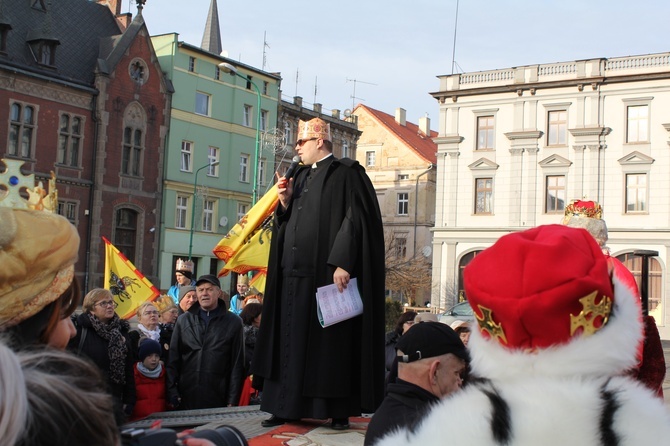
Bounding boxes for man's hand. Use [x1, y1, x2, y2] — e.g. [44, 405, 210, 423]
[276, 172, 294, 210]
[333, 267, 350, 293]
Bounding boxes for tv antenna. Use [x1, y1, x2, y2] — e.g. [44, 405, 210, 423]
[451, 0, 459, 75]
[262, 31, 270, 70]
[346, 78, 377, 110]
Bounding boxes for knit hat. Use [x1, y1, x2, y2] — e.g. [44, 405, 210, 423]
[0, 159, 79, 329]
[396, 321, 468, 363]
[138, 338, 161, 361]
[297, 117, 331, 143]
[464, 224, 642, 381]
[178, 286, 196, 302]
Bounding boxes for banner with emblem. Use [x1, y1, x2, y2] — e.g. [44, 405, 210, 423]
[103, 236, 160, 319]
[212, 184, 279, 293]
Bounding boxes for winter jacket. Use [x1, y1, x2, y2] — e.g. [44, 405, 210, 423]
[166, 300, 244, 409]
[131, 363, 167, 420]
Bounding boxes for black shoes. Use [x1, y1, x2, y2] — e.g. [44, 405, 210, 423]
[330, 417, 350, 430]
[261, 415, 289, 428]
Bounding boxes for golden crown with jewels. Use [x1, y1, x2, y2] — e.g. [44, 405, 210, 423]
[0, 158, 58, 212]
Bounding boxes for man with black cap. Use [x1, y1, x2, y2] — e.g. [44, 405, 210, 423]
[364, 322, 468, 446]
[167, 274, 244, 410]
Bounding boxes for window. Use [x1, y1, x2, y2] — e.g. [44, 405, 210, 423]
[398, 174, 409, 180]
[626, 105, 649, 143]
[57, 114, 82, 167]
[176, 195, 188, 229]
[243, 105, 252, 127]
[115, 209, 137, 263]
[0, 27, 9, 54]
[475, 177, 493, 214]
[214, 66, 220, 80]
[394, 236, 407, 259]
[122, 127, 142, 176]
[342, 140, 349, 158]
[207, 147, 219, 176]
[237, 203, 249, 221]
[263, 81, 269, 95]
[57, 200, 77, 224]
[181, 141, 192, 172]
[259, 159, 266, 186]
[284, 121, 292, 146]
[203, 200, 215, 232]
[240, 154, 250, 182]
[547, 110, 567, 146]
[366, 151, 376, 167]
[8, 103, 35, 158]
[30, 40, 57, 66]
[476, 116, 494, 150]
[261, 110, 268, 131]
[625, 173, 647, 213]
[246, 75, 253, 90]
[545, 175, 566, 213]
[616, 253, 662, 311]
[188, 56, 196, 72]
[397, 192, 409, 215]
[195, 92, 210, 116]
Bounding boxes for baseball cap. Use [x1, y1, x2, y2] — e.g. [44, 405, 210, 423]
[195, 274, 220, 288]
[396, 321, 469, 363]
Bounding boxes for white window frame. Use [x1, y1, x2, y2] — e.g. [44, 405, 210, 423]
[342, 140, 349, 158]
[207, 146, 219, 176]
[237, 203, 249, 221]
[243, 105, 252, 127]
[545, 174, 566, 214]
[366, 151, 376, 167]
[625, 173, 647, 213]
[202, 199, 215, 232]
[259, 158, 266, 186]
[547, 110, 567, 146]
[397, 192, 409, 216]
[181, 141, 193, 172]
[176, 195, 188, 229]
[261, 110, 268, 131]
[195, 91, 210, 116]
[188, 56, 196, 72]
[240, 154, 250, 182]
[625, 101, 650, 144]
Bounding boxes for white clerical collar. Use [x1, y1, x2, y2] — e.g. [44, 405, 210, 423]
[312, 153, 333, 169]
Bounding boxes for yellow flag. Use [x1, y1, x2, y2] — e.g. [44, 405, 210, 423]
[213, 185, 278, 289]
[103, 237, 160, 319]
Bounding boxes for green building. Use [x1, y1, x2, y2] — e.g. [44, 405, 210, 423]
[151, 32, 281, 293]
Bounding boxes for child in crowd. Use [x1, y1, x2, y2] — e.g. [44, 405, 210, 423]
[131, 338, 167, 420]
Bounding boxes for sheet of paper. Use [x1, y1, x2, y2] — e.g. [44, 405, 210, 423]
[315, 278, 363, 328]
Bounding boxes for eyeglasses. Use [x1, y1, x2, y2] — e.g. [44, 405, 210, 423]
[296, 137, 318, 146]
[95, 300, 117, 308]
[143, 311, 159, 316]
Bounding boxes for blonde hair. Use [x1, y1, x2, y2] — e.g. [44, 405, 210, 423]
[0, 341, 28, 446]
[136, 301, 158, 319]
[82, 288, 113, 313]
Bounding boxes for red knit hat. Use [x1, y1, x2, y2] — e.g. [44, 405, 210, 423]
[464, 224, 613, 351]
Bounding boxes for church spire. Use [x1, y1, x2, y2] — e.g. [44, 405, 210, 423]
[201, 0, 222, 55]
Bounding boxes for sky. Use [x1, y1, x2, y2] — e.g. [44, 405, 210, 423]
[136, 0, 670, 131]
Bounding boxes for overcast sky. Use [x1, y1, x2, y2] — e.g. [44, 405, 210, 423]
[137, 0, 670, 131]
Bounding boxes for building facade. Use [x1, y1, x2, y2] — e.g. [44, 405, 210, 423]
[353, 105, 436, 305]
[151, 33, 281, 292]
[431, 53, 670, 338]
[0, 1, 171, 291]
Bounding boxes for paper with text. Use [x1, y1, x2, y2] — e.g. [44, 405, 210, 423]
[316, 278, 363, 328]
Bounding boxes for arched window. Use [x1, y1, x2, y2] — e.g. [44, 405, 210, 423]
[615, 253, 662, 312]
[8, 103, 35, 158]
[115, 209, 138, 263]
[122, 103, 146, 177]
[284, 121, 293, 147]
[458, 250, 483, 302]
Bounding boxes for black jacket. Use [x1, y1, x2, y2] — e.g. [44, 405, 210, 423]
[364, 379, 439, 446]
[127, 324, 173, 363]
[166, 300, 244, 409]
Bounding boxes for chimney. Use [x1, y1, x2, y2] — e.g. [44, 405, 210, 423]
[332, 109, 340, 119]
[419, 114, 431, 135]
[313, 103, 322, 114]
[395, 108, 406, 126]
[294, 96, 303, 108]
[97, 0, 122, 15]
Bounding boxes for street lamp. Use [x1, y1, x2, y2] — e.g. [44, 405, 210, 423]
[188, 161, 220, 259]
[219, 62, 262, 204]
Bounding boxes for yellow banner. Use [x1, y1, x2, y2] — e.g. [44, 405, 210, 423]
[103, 237, 160, 319]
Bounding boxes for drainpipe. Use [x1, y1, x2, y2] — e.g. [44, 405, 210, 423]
[84, 92, 100, 294]
[413, 163, 434, 257]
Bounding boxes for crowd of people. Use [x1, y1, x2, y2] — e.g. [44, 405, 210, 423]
[3, 121, 670, 446]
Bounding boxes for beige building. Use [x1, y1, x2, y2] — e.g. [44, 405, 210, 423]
[430, 52, 670, 338]
[354, 105, 437, 305]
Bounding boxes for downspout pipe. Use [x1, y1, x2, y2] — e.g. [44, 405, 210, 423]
[413, 163, 435, 257]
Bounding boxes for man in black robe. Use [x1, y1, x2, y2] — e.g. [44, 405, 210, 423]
[252, 117, 385, 430]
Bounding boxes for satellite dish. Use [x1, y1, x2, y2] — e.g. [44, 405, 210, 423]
[344, 109, 352, 117]
[219, 216, 228, 227]
[422, 246, 432, 258]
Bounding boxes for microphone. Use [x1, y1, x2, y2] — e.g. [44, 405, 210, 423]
[283, 156, 301, 179]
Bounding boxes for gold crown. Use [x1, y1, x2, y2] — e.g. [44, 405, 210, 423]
[563, 199, 602, 221]
[0, 159, 58, 212]
[153, 294, 176, 313]
[297, 117, 331, 142]
[175, 258, 194, 273]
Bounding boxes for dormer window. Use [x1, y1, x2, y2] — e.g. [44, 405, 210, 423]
[29, 40, 58, 66]
[0, 24, 11, 55]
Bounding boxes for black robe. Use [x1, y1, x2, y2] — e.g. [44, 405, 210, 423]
[252, 156, 385, 419]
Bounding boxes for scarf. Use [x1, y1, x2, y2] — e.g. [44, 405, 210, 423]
[137, 362, 163, 379]
[87, 313, 128, 385]
[137, 323, 161, 341]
